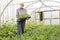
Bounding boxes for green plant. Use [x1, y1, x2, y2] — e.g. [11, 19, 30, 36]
[0, 21, 60, 40]
[17, 14, 31, 20]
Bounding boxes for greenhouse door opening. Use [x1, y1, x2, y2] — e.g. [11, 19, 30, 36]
[34, 11, 43, 23]
[40, 12, 43, 21]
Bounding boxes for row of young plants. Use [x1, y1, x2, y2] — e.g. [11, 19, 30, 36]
[17, 14, 31, 21]
[0, 22, 60, 40]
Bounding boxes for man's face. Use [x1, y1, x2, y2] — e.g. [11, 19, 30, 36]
[20, 3, 24, 8]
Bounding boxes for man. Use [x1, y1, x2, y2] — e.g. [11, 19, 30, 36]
[16, 2, 28, 35]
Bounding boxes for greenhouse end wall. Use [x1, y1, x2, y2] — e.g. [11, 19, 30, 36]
[43, 10, 60, 25]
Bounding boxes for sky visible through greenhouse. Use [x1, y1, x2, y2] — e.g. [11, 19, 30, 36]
[18, 0, 60, 10]
[7, 0, 60, 13]
[1, 0, 60, 13]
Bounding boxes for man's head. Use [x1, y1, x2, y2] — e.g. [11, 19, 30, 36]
[20, 2, 24, 8]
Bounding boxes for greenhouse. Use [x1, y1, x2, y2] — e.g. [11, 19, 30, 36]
[0, 0, 60, 40]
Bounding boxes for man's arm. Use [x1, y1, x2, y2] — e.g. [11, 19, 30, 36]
[25, 9, 31, 20]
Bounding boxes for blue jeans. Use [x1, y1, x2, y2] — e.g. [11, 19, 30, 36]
[17, 20, 26, 35]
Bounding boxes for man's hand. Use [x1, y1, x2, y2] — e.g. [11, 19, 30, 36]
[26, 17, 31, 20]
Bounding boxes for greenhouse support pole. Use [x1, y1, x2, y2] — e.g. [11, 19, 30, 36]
[0, 0, 13, 27]
[0, 17, 1, 27]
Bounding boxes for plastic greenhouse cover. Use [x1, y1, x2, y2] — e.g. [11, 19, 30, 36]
[1, 0, 60, 11]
